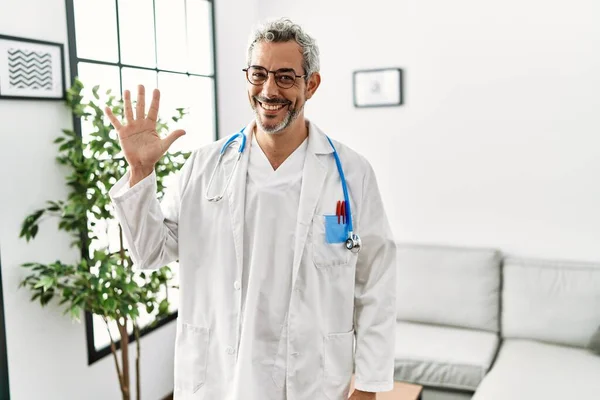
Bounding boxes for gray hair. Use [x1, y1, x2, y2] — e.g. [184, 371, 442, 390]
[246, 18, 320, 78]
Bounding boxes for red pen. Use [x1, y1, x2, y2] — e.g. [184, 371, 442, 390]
[336, 201, 341, 224]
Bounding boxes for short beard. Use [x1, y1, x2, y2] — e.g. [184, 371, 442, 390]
[252, 97, 303, 135]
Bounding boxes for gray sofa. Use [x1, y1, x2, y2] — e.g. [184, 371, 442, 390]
[393, 243, 600, 400]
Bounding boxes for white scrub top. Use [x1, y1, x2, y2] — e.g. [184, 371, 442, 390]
[234, 135, 308, 399]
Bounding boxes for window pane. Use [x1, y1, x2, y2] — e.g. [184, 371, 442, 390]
[76, 63, 121, 268]
[76, 63, 120, 144]
[187, 76, 216, 149]
[118, 0, 156, 67]
[77, 63, 121, 99]
[73, 0, 119, 62]
[186, 0, 214, 75]
[155, 0, 187, 72]
[92, 314, 112, 350]
[121, 67, 157, 95]
[157, 72, 189, 150]
[88, 217, 120, 270]
[158, 73, 215, 152]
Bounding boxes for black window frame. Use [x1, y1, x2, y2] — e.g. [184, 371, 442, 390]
[0, 247, 10, 400]
[64, 0, 219, 365]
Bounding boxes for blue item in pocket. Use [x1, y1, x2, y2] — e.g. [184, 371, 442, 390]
[324, 215, 347, 244]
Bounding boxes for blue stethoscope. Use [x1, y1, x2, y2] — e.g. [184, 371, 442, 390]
[205, 128, 362, 253]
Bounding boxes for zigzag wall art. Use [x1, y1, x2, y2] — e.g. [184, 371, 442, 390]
[0, 35, 65, 100]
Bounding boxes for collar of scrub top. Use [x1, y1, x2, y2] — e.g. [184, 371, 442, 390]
[206, 123, 353, 234]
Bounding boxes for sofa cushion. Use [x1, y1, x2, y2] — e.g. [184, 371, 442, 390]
[502, 257, 600, 347]
[394, 321, 500, 391]
[472, 339, 600, 400]
[396, 243, 501, 332]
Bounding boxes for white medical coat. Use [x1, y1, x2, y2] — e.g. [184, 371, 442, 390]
[109, 120, 397, 400]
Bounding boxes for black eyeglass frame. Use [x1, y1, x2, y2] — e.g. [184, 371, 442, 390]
[242, 65, 307, 89]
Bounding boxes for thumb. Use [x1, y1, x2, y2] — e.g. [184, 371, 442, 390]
[161, 129, 186, 151]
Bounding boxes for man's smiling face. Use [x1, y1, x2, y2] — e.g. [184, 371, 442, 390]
[247, 41, 310, 135]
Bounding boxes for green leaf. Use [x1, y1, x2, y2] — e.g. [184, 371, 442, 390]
[58, 141, 74, 152]
[34, 276, 54, 291]
[58, 297, 70, 306]
[158, 299, 169, 315]
[40, 291, 54, 306]
[105, 298, 116, 311]
[70, 306, 81, 321]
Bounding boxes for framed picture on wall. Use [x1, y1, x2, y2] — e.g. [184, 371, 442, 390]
[0, 34, 65, 101]
[353, 68, 403, 108]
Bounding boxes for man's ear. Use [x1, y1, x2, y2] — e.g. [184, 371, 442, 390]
[305, 72, 321, 100]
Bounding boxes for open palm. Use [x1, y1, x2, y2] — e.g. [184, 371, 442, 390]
[104, 85, 186, 175]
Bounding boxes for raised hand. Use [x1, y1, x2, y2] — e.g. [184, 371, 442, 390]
[104, 85, 186, 186]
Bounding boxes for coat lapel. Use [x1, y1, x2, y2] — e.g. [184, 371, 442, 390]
[226, 122, 254, 279]
[291, 122, 333, 285]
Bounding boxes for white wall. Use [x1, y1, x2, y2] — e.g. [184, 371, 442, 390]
[215, 0, 256, 136]
[0, 0, 256, 398]
[257, 0, 600, 262]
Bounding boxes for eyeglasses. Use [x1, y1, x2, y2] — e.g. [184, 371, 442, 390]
[243, 66, 307, 89]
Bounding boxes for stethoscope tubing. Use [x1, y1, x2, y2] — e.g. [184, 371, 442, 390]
[325, 136, 353, 233]
[205, 128, 247, 202]
[205, 128, 360, 252]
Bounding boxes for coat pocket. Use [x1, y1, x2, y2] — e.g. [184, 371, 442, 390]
[313, 215, 351, 268]
[174, 323, 210, 394]
[323, 329, 355, 399]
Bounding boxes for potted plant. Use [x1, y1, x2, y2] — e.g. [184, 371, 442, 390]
[18, 78, 189, 400]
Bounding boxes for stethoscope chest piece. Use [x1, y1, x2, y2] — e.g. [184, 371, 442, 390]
[345, 232, 362, 254]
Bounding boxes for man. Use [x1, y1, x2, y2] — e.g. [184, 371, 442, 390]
[106, 18, 396, 400]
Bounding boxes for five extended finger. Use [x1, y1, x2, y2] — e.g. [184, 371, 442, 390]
[104, 106, 123, 130]
[147, 89, 160, 122]
[123, 89, 134, 123]
[136, 85, 145, 120]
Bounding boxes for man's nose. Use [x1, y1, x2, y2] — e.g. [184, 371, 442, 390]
[261, 73, 280, 97]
